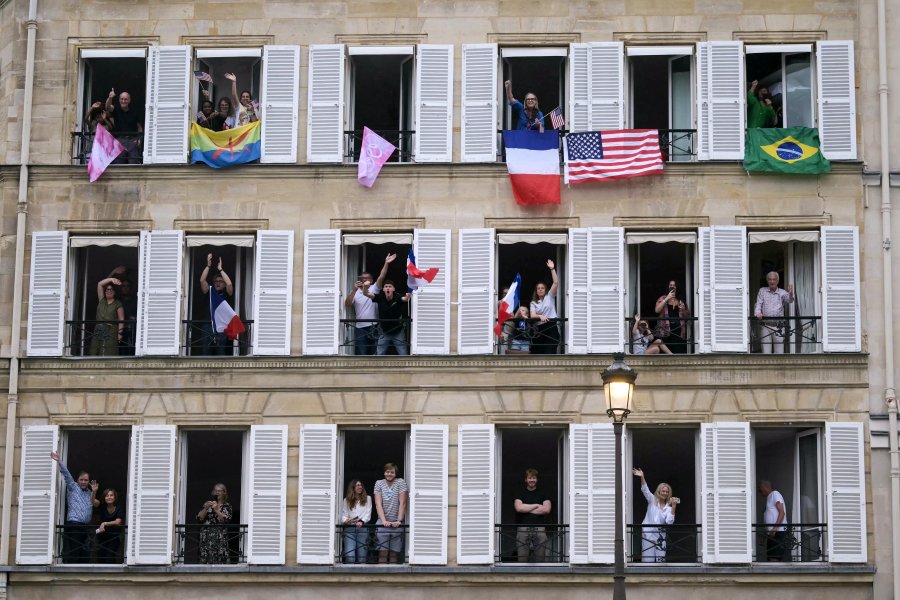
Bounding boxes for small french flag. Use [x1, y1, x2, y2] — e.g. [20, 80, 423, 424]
[406, 248, 439, 292]
[209, 287, 245, 340]
[494, 274, 521, 336]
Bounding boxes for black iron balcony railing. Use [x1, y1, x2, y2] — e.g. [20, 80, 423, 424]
[749, 315, 821, 354]
[344, 129, 415, 164]
[65, 319, 136, 357]
[752, 523, 827, 562]
[625, 316, 697, 355]
[495, 317, 567, 355]
[339, 318, 412, 356]
[72, 131, 144, 165]
[174, 523, 247, 565]
[55, 524, 126, 564]
[494, 523, 569, 563]
[335, 523, 408, 564]
[627, 523, 702, 563]
[182, 319, 254, 357]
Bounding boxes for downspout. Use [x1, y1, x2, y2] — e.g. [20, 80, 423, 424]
[0, 0, 38, 564]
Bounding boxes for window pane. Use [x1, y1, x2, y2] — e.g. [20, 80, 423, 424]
[784, 54, 812, 127]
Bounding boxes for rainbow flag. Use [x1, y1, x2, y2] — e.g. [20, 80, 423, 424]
[190, 121, 261, 168]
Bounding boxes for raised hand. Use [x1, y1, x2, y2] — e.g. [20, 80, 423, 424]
[90, 480, 99, 493]
[108, 88, 116, 99]
[207, 253, 213, 267]
[224, 72, 236, 82]
[632, 467, 644, 478]
[50, 451, 60, 462]
[546, 259, 555, 270]
[385, 253, 397, 264]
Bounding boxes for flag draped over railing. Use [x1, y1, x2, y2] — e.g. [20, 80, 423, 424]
[743, 127, 830, 174]
[563, 129, 663, 184]
[189, 121, 261, 168]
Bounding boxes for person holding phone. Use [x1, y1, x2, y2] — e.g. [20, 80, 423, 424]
[197, 483, 232, 564]
[633, 468, 678, 563]
[344, 253, 395, 355]
[654, 280, 691, 353]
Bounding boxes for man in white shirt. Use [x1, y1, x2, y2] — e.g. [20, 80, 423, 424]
[759, 479, 790, 561]
[344, 253, 395, 355]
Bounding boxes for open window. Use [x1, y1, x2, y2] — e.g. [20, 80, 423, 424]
[193, 48, 261, 129]
[502, 48, 566, 132]
[745, 45, 814, 128]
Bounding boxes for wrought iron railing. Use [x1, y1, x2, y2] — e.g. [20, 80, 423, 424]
[182, 319, 254, 356]
[339, 318, 412, 356]
[55, 524, 126, 564]
[174, 523, 247, 565]
[335, 523, 408, 564]
[65, 320, 136, 357]
[494, 523, 568, 563]
[658, 129, 696, 162]
[494, 317, 567, 355]
[625, 316, 697, 355]
[72, 131, 144, 165]
[749, 315, 822, 354]
[627, 523, 701, 563]
[344, 129, 415, 163]
[752, 523, 827, 562]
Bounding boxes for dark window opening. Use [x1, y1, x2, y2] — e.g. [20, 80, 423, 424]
[193, 55, 261, 129]
[342, 429, 408, 509]
[746, 52, 813, 128]
[502, 55, 565, 132]
[349, 54, 414, 162]
[630, 55, 693, 161]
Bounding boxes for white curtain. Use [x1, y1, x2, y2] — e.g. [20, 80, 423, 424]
[792, 242, 817, 353]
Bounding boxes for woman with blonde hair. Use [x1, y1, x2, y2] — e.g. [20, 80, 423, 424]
[633, 468, 678, 562]
[340, 479, 372, 564]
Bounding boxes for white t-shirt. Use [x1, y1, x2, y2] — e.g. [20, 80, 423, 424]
[764, 490, 788, 531]
[351, 283, 381, 328]
[340, 496, 372, 524]
[530, 290, 558, 319]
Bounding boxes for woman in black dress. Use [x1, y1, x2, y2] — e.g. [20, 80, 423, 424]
[197, 483, 233, 564]
[95, 488, 125, 563]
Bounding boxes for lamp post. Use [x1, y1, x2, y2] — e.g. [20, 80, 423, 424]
[602, 352, 637, 600]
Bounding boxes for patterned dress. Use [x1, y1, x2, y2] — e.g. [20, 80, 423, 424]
[198, 501, 232, 564]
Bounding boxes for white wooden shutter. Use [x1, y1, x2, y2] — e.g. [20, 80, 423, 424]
[143, 45, 190, 164]
[817, 41, 856, 160]
[261, 45, 300, 163]
[710, 226, 747, 352]
[26, 231, 68, 357]
[695, 42, 711, 160]
[588, 42, 625, 130]
[707, 41, 744, 160]
[567, 228, 589, 354]
[697, 227, 712, 353]
[458, 229, 495, 354]
[297, 424, 336, 564]
[409, 424, 448, 565]
[821, 226, 860, 352]
[301, 229, 340, 355]
[15, 425, 59, 565]
[126, 425, 176, 565]
[569, 424, 590, 564]
[246, 425, 288, 564]
[456, 424, 495, 564]
[414, 44, 453, 162]
[700, 422, 752, 563]
[588, 424, 616, 564]
[411, 229, 451, 355]
[306, 44, 345, 163]
[568, 43, 589, 133]
[588, 227, 625, 353]
[252, 230, 294, 356]
[461, 44, 497, 162]
[135, 230, 183, 356]
[825, 422, 866, 563]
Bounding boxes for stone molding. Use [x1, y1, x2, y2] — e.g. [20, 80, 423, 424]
[173, 219, 269, 232]
[613, 216, 709, 228]
[180, 35, 274, 47]
[613, 32, 707, 44]
[59, 220, 152, 233]
[734, 31, 828, 43]
[484, 217, 579, 230]
[332, 218, 425, 231]
[335, 34, 427, 45]
[486, 33, 580, 45]
[736, 215, 833, 228]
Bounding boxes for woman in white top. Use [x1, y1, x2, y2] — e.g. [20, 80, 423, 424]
[633, 468, 678, 562]
[340, 479, 372, 564]
[529, 259, 559, 354]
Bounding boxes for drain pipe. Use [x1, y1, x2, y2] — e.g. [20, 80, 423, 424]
[0, 0, 38, 564]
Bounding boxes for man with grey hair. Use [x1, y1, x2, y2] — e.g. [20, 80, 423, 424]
[754, 271, 794, 353]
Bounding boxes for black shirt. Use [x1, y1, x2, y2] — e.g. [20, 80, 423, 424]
[111, 105, 144, 134]
[516, 487, 551, 525]
[374, 292, 408, 334]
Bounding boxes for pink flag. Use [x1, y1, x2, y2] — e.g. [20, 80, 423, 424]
[87, 125, 125, 183]
[357, 127, 396, 188]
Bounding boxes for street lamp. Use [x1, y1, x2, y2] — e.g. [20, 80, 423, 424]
[602, 352, 637, 600]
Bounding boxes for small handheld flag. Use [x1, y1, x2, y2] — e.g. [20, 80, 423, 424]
[407, 248, 439, 292]
[494, 274, 521, 336]
[548, 107, 565, 130]
[194, 70, 214, 83]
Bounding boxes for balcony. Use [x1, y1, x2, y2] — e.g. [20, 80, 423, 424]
[335, 523, 408, 564]
[749, 315, 822, 354]
[65, 320, 136, 357]
[626, 316, 697, 355]
[174, 523, 247, 565]
[344, 129, 415, 164]
[340, 318, 412, 356]
[627, 523, 701, 564]
[752, 523, 827, 562]
[494, 317, 567, 355]
[494, 523, 568, 563]
[183, 320, 254, 357]
[72, 131, 144, 166]
[54, 524, 126, 564]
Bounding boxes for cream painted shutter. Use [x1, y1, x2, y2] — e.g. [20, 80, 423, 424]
[567, 228, 589, 354]
[297, 424, 336, 564]
[588, 227, 625, 353]
[710, 226, 747, 352]
[568, 43, 589, 133]
[456, 424, 495, 564]
[414, 44, 453, 162]
[697, 227, 712, 353]
[26, 231, 68, 357]
[301, 230, 340, 355]
[588, 424, 616, 564]
[15, 425, 59, 565]
[246, 425, 288, 564]
[821, 226, 860, 352]
[569, 424, 590, 564]
[588, 42, 625, 130]
[817, 41, 856, 160]
[695, 42, 711, 160]
[457, 228, 495, 354]
[700, 422, 752, 563]
[461, 44, 497, 162]
[707, 41, 744, 160]
[409, 424, 448, 565]
[306, 44, 345, 163]
[261, 45, 300, 163]
[126, 425, 176, 565]
[143, 45, 190, 164]
[411, 229, 451, 355]
[825, 422, 866, 563]
[252, 230, 294, 356]
[136, 230, 184, 356]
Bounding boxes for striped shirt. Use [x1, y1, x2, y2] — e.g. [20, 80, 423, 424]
[754, 287, 794, 318]
[374, 478, 408, 522]
[58, 463, 94, 524]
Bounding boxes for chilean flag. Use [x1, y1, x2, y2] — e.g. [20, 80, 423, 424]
[407, 248, 439, 292]
[503, 130, 561, 205]
[209, 287, 245, 340]
[494, 274, 521, 336]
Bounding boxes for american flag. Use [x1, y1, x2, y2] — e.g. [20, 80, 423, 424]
[564, 129, 664, 183]
[548, 107, 565, 130]
[193, 70, 214, 83]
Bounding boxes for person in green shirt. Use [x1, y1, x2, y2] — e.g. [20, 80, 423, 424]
[748, 80, 777, 128]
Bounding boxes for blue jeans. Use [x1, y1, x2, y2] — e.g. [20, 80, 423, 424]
[377, 327, 408, 355]
[354, 325, 377, 355]
[342, 525, 369, 564]
[200, 323, 229, 356]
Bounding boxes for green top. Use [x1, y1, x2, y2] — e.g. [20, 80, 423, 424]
[747, 90, 777, 129]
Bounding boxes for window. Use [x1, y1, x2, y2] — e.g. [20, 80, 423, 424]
[192, 48, 261, 133]
[501, 48, 566, 132]
[745, 45, 813, 128]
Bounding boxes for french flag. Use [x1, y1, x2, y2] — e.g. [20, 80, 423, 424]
[494, 274, 521, 336]
[209, 287, 245, 340]
[407, 248, 439, 292]
[502, 130, 561, 205]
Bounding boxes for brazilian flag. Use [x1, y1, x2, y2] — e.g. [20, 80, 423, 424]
[743, 127, 831, 174]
